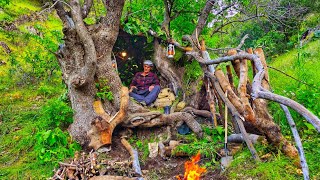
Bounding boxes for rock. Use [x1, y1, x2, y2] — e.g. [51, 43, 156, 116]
[154, 88, 176, 108]
[176, 101, 186, 111]
[148, 142, 159, 158]
[157, 88, 172, 98]
[0, 60, 6, 66]
[169, 140, 180, 148]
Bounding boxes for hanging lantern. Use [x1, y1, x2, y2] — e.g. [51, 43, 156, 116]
[120, 51, 127, 58]
[167, 43, 175, 59]
[112, 59, 117, 69]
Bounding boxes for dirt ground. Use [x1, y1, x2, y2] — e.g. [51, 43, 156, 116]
[104, 126, 227, 180]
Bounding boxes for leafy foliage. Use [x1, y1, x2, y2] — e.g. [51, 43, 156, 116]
[174, 125, 225, 168]
[0, 0, 9, 8]
[183, 60, 203, 85]
[40, 98, 74, 128]
[122, 0, 206, 41]
[95, 79, 114, 101]
[34, 128, 80, 164]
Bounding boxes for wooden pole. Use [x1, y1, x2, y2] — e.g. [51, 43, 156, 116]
[280, 104, 309, 180]
[211, 75, 260, 161]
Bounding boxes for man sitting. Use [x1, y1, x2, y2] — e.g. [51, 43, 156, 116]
[129, 60, 160, 106]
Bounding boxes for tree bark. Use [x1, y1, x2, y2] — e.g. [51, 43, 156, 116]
[153, 39, 183, 90]
[55, 0, 125, 146]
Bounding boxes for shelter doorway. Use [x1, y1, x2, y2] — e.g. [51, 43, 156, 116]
[112, 30, 155, 86]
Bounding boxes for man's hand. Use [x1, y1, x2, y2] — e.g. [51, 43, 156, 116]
[130, 86, 137, 92]
[149, 85, 154, 92]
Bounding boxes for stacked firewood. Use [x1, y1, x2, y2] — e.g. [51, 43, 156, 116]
[51, 150, 136, 180]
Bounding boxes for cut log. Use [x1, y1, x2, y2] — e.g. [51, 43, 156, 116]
[123, 112, 203, 138]
[181, 107, 211, 118]
[238, 57, 255, 124]
[88, 87, 129, 150]
[254, 48, 269, 87]
[227, 133, 263, 144]
[201, 41, 218, 127]
[215, 70, 246, 119]
[226, 65, 237, 94]
[247, 48, 257, 77]
[204, 78, 218, 127]
[214, 87, 225, 125]
[227, 49, 240, 77]
[210, 74, 260, 161]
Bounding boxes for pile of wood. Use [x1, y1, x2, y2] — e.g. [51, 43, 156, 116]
[51, 149, 140, 180]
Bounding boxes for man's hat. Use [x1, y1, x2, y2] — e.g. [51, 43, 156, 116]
[143, 60, 154, 66]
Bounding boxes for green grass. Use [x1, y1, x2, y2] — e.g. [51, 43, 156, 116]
[0, 82, 68, 178]
[226, 144, 302, 180]
[269, 39, 320, 89]
[0, 1, 80, 179]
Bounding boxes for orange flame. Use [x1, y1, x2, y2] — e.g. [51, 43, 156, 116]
[176, 152, 207, 180]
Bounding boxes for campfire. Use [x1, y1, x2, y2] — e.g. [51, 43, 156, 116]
[176, 152, 207, 180]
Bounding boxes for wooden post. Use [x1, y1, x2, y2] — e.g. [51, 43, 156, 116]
[226, 65, 237, 94]
[211, 75, 260, 161]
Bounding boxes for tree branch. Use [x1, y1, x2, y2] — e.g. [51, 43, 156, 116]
[120, 137, 142, 177]
[211, 15, 262, 36]
[236, 34, 249, 49]
[192, 0, 216, 40]
[280, 104, 309, 180]
[69, 0, 96, 88]
[189, 51, 320, 132]
[53, 0, 74, 28]
[82, 0, 93, 19]
[161, 0, 171, 38]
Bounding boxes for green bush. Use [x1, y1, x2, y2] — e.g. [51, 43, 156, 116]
[95, 79, 114, 101]
[34, 98, 79, 165]
[40, 98, 73, 128]
[37, 84, 56, 97]
[0, 0, 9, 8]
[34, 128, 81, 164]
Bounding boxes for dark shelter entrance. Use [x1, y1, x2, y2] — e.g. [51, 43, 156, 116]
[112, 30, 156, 86]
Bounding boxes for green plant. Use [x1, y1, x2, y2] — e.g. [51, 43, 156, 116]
[95, 79, 114, 101]
[37, 84, 55, 97]
[226, 143, 302, 180]
[175, 129, 224, 168]
[0, 0, 9, 8]
[182, 60, 203, 95]
[40, 98, 73, 128]
[203, 126, 224, 142]
[118, 59, 140, 86]
[183, 61, 203, 84]
[34, 127, 81, 164]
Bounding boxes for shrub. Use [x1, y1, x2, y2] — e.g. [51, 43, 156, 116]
[34, 127, 81, 164]
[40, 98, 73, 128]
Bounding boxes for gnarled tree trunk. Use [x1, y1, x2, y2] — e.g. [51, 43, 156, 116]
[55, 0, 125, 145]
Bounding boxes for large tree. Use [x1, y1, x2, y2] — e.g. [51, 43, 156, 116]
[53, 0, 320, 164]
